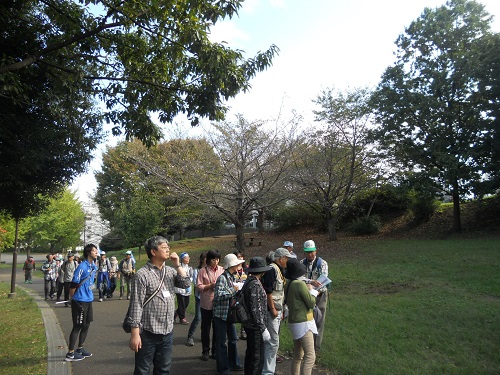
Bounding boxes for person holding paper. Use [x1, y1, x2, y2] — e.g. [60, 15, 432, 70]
[301, 240, 329, 352]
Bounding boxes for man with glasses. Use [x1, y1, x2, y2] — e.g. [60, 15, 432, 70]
[127, 236, 191, 375]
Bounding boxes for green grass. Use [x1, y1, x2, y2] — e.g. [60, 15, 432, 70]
[278, 238, 500, 374]
[0, 282, 46, 375]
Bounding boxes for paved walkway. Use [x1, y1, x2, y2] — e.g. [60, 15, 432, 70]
[1, 253, 330, 375]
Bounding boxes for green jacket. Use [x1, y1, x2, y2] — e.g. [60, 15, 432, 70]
[286, 279, 316, 323]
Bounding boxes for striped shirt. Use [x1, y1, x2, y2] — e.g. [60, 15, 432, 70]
[129, 261, 191, 335]
[213, 270, 237, 321]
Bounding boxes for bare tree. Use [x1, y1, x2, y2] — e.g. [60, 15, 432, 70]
[132, 115, 301, 249]
[293, 87, 379, 241]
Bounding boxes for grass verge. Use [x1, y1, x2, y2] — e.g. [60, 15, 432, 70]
[279, 238, 500, 374]
[0, 282, 46, 375]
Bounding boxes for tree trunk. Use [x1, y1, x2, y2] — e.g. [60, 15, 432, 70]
[235, 223, 245, 251]
[326, 211, 338, 241]
[258, 208, 265, 234]
[9, 218, 20, 297]
[452, 183, 462, 232]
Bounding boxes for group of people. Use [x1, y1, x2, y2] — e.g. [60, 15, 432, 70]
[51, 235, 329, 375]
[125, 236, 329, 375]
[95, 250, 136, 302]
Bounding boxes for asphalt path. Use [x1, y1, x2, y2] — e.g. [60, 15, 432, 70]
[1, 252, 329, 375]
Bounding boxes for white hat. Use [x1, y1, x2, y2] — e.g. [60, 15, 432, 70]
[283, 241, 294, 247]
[125, 250, 132, 255]
[223, 253, 245, 269]
[303, 240, 316, 252]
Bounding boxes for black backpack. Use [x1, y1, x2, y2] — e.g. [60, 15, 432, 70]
[227, 278, 250, 324]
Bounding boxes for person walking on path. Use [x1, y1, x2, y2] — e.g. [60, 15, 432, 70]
[23, 255, 36, 283]
[108, 255, 119, 298]
[127, 235, 191, 375]
[174, 252, 193, 325]
[41, 254, 56, 300]
[213, 253, 245, 374]
[242, 257, 272, 375]
[65, 243, 98, 362]
[285, 258, 318, 375]
[119, 250, 135, 300]
[61, 253, 77, 307]
[301, 240, 329, 353]
[186, 252, 206, 346]
[55, 256, 64, 301]
[96, 251, 111, 302]
[197, 249, 224, 361]
[261, 247, 294, 374]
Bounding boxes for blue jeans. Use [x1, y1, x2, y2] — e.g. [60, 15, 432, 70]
[214, 316, 241, 374]
[97, 271, 109, 299]
[134, 330, 173, 375]
[188, 296, 201, 338]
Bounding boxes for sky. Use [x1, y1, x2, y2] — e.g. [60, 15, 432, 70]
[71, 0, 500, 204]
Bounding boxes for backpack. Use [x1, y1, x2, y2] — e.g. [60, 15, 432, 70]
[227, 282, 250, 324]
[24, 260, 34, 271]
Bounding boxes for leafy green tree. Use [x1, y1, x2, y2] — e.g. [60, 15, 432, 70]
[115, 189, 164, 261]
[1, 0, 278, 145]
[294, 87, 378, 241]
[24, 190, 84, 252]
[370, 0, 499, 232]
[94, 141, 147, 226]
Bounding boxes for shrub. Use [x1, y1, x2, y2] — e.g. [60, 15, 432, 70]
[409, 192, 439, 225]
[349, 215, 381, 235]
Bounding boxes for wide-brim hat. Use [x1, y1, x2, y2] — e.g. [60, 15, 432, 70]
[246, 256, 272, 274]
[285, 258, 307, 280]
[223, 254, 245, 269]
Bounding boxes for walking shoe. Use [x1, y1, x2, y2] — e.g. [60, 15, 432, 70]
[98, 298, 103, 302]
[201, 353, 209, 361]
[65, 351, 85, 362]
[119, 296, 123, 300]
[231, 365, 244, 371]
[276, 354, 284, 363]
[75, 347, 92, 357]
[186, 336, 194, 346]
[180, 318, 189, 325]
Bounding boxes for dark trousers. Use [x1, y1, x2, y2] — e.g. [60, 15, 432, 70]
[64, 282, 71, 302]
[134, 330, 173, 375]
[56, 281, 64, 300]
[214, 317, 241, 374]
[175, 294, 190, 320]
[200, 308, 216, 355]
[244, 327, 264, 375]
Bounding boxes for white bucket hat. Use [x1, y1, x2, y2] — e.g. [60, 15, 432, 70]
[223, 253, 245, 269]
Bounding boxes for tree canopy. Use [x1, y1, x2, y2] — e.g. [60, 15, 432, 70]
[370, 0, 499, 232]
[1, 0, 278, 145]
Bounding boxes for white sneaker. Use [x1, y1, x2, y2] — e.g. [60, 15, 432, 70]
[98, 298, 103, 302]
